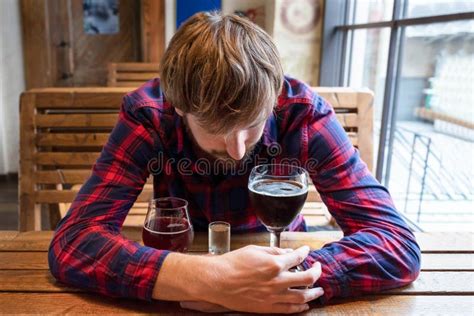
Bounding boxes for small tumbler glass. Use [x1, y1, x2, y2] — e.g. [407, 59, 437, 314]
[208, 221, 230, 255]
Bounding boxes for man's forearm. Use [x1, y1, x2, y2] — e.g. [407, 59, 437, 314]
[152, 252, 215, 301]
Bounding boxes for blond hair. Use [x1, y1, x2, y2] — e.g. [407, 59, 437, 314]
[160, 11, 284, 134]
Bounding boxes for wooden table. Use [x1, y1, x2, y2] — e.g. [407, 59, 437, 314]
[1, 230, 473, 314]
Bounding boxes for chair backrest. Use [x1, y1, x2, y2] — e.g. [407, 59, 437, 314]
[107, 62, 159, 87]
[307, 87, 374, 202]
[19, 88, 153, 231]
[19, 87, 373, 230]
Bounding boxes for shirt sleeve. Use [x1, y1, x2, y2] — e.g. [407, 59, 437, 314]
[48, 97, 170, 301]
[301, 95, 421, 303]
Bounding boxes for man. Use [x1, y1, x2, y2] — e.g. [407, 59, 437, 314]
[48, 12, 420, 314]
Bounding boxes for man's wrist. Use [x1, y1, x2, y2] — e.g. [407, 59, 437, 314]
[152, 252, 219, 302]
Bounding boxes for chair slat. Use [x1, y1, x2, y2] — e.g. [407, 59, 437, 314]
[114, 81, 147, 87]
[335, 113, 358, 128]
[34, 170, 92, 184]
[36, 114, 118, 128]
[34, 89, 129, 109]
[314, 88, 359, 109]
[114, 62, 159, 71]
[35, 153, 100, 166]
[116, 72, 159, 80]
[36, 133, 110, 147]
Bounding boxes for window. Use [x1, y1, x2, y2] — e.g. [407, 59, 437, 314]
[321, 0, 474, 231]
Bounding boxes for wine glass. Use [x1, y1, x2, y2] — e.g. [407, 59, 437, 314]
[142, 197, 194, 252]
[248, 164, 309, 247]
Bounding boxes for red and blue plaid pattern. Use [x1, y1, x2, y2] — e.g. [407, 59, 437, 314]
[48, 76, 420, 303]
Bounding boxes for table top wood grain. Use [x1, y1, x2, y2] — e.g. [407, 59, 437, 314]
[1, 230, 473, 315]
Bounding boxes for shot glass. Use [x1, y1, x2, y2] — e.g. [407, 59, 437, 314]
[208, 221, 230, 255]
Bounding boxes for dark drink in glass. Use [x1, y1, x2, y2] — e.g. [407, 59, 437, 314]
[142, 216, 193, 252]
[142, 197, 194, 252]
[249, 179, 308, 230]
[248, 164, 309, 247]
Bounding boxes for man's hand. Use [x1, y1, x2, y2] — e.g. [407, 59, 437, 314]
[154, 245, 323, 314]
[192, 245, 323, 314]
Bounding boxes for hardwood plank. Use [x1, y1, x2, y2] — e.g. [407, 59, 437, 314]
[0, 231, 18, 241]
[36, 114, 118, 128]
[3, 251, 471, 272]
[0, 270, 82, 292]
[421, 253, 474, 271]
[386, 271, 474, 295]
[0, 293, 473, 314]
[1, 231, 472, 253]
[37, 133, 110, 147]
[0, 252, 48, 270]
[0, 231, 55, 251]
[416, 232, 474, 253]
[0, 231, 268, 252]
[0, 292, 181, 314]
[281, 232, 474, 253]
[0, 270, 472, 295]
[35, 152, 101, 165]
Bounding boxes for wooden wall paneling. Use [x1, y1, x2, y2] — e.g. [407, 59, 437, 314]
[140, 0, 165, 62]
[47, 0, 74, 87]
[69, 0, 141, 86]
[20, 0, 52, 89]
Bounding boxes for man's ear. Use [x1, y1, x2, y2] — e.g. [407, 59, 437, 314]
[175, 108, 184, 116]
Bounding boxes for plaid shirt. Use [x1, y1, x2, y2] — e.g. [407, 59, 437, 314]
[49, 76, 420, 304]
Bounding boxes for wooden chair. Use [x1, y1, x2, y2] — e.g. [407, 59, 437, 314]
[107, 62, 159, 87]
[19, 87, 373, 231]
[19, 88, 153, 231]
[301, 87, 374, 227]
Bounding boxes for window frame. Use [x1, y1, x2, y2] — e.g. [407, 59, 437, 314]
[320, 0, 474, 183]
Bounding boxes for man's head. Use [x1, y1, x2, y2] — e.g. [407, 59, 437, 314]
[160, 11, 283, 161]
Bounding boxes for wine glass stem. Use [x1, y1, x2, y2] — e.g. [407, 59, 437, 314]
[270, 230, 281, 248]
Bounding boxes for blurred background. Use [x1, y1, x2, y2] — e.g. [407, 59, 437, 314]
[0, 0, 473, 232]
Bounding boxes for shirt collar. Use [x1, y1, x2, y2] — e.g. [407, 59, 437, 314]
[261, 111, 277, 147]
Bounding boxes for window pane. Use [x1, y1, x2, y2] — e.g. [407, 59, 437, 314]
[347, 27, 391, 164]
[387, 21, 474, 231]
[353, 0, 394, 24]
[406, 0, 474, 19]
